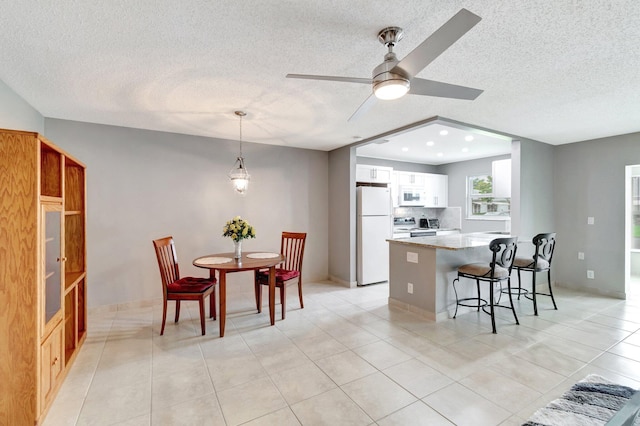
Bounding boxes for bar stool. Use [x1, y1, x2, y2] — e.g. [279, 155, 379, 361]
[513, 232, 557, 315]
[453, 237, 519, 334]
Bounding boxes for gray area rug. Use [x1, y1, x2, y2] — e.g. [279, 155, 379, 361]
[523, 374, 640, 426]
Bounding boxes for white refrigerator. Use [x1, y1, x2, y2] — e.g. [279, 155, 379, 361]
[357, 186, 392, 285]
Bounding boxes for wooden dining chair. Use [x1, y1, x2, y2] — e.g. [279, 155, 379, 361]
[152, 236, 216, 335]
[254, 232, 307, 319]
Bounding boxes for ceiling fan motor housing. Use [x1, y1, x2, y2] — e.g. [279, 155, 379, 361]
[373, 27, 410, 98]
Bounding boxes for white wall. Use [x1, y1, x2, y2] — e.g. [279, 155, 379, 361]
[0, 79, 44, 133]
[554, 131, 640, 298]
[44, 119, 329, 308]
[328, 145, 355, 285]
[513, 139, 555, 240]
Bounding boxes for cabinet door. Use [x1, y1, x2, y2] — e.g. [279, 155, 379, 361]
[424, 174, 448, 207]
[373, 167, 393, 183]
[397, 171, 424, 186]
[492, 159, 511, 198]
[357, 165, 392, 183]
[356, 165, 374, 182]
[42, 203, 64, 338]
[40, 325, 63, 408]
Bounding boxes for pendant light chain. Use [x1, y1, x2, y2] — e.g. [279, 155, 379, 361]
[239, 112, 243, 158]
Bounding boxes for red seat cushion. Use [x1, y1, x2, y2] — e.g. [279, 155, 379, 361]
[167, 277, 215, 293]
[257, 268, 300, 285]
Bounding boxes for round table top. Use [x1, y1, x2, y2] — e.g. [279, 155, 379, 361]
[193, 251, 284, 271]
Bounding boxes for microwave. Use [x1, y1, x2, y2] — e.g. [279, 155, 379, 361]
[399, 186, 426, 206]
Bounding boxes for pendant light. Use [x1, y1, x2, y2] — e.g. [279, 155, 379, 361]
[229, 111, 250, 195]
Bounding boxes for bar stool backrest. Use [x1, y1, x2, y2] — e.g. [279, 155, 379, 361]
[489, 237, 519, 277]
[533, 233, 556, 269]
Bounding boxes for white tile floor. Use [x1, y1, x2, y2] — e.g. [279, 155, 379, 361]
[44, 278, 640, 426]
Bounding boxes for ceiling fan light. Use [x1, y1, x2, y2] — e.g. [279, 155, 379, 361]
[374, 79, 410, 100]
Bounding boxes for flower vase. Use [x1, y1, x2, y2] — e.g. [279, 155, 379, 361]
[234, 240, 242, 259]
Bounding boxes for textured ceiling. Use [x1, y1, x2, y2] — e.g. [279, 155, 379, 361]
[1, 1, 639, 154]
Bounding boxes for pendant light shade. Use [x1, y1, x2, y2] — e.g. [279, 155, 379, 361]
[229, 111, 250, 195]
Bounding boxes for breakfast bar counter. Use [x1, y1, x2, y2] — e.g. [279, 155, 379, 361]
[390, 232, 505, 251]
[387, 233, 511, 321]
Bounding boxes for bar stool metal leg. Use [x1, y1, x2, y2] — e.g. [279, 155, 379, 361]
[507, 277, 520, 325]
[532, 269, 538, 315]
[548, 269, 558, 310]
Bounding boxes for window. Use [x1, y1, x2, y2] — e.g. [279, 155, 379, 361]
[467, 174, 511, 219]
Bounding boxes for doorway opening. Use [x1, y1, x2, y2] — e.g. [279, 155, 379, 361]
[625, 165, 640, 298]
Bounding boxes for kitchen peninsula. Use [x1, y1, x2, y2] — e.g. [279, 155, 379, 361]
[387, 233, 510, 321]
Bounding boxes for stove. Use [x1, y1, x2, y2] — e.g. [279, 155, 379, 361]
[393, 217, 436, 238]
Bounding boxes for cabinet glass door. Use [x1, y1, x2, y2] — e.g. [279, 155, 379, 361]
[43, 205, 63, 334]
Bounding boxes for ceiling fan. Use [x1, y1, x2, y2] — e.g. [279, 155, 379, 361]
[286, 9, 484, 121]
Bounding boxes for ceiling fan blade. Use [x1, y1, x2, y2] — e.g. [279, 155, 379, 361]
[286, 74, 372, 84]
[393, 9, 481, 78]
[348, 94, 377, 122]
[409, 78, 483, 100]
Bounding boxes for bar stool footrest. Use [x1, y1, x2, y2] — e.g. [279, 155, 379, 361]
[456, 297, 488, 309]
[481, 303, 519, 316]
[524, 291, 552, 301]
[500, 287, 528, 296]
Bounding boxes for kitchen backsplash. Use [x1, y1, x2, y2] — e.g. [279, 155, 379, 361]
[393, 206, 462, 230]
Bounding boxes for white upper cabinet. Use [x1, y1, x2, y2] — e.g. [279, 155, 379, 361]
[393, 171, 448, 207]
[492, 159, 511, 198]
[396, 171, 425, 186]
[356, 164, 393, 184]
[424, 173, 448, 207]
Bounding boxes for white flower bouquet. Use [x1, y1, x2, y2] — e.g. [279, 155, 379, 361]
[222, 216, 256, 242]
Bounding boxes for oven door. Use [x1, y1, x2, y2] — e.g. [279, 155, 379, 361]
[399, 186, 425, 206]
[410, 230, 436, 237]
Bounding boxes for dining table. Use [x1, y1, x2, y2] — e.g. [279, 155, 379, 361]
[193, 251, 285, 337]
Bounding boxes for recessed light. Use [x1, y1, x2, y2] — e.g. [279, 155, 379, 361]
[426, 141, 435, 147]
[439, 130, 449, 136]
[462, 147, 469, 152]
[465, 135, 474, 142]
[401, 147, 409, 152]
[437, 152, 444, 157]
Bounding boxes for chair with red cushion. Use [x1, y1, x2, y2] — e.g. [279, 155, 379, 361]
[153, 236, 216, 335]
[254, 232, 307, 319]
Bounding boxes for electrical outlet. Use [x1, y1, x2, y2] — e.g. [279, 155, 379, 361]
[587, 217, 595, 225]
[407, 283, 414, 294]
[578, 252, 585, 260]
[587, 270, 595, 279]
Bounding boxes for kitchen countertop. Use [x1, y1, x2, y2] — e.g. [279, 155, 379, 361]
[387, 232, 513, 251]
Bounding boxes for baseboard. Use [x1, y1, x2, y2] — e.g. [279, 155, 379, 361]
[555, 281, 626, 300]
[328, 275, 357, 288]
[88, 298, 158, 315]
[388, 297, 448, 322]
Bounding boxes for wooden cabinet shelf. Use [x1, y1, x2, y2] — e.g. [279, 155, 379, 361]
[65, 271, 86, 293]
[0, 128, 87, 426]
